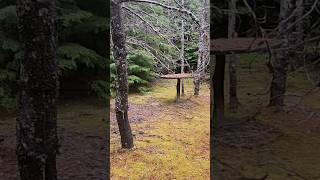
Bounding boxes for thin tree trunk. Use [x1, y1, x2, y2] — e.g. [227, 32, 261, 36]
[228, 0, 240, 110]
[194, 0, 209, 96]
[180, 0, 185, 96]
[270, 0, 294, 107]
[294, 0, 305, 69]
[16, 0, 59, 179]
[111, 1, 134, 149]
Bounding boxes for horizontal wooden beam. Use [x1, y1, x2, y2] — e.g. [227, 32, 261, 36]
[211, 38, 282, 55]
[160, 73, 193, 79]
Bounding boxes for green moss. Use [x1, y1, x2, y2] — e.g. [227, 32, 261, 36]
[111, 80, 210, 179]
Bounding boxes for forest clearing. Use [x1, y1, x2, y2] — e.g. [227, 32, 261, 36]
[110, 79, 210, 179]
[109, 51, 320, 179]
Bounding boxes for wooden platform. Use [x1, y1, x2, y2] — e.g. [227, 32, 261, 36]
[159, 73, 193, 103]
[160, 73, 193, 79]
[211, 38, 281, 54]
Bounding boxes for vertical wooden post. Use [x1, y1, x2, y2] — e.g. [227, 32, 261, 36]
[176, 78, 181, 103]
[213, 54, 226, 129]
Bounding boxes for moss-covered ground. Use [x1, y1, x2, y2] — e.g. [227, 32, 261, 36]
[110, 79, 210, 179]
[214, 53, 320, 180]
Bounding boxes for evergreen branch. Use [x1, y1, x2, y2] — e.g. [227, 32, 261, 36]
[120, 0, 200, 25]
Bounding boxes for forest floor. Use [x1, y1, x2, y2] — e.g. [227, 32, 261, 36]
[214, 53, 320, 180]
[0, 98, 108, 180]
[110, 79, 210, 179]
[1, 54, 320, 180]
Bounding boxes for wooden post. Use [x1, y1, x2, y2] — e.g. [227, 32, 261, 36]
[176, 78, 181, 102]
[213, 54, 226, 129]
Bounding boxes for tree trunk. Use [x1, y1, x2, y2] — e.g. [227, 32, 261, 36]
[111, 1, 134, 149]
[180, 0, 185, 96]
[269, 0, 294, 107]
[16, 0, 59, 179]
[294, 0, 305, 69]
[194, 0, 209, 96]
[228, 0, 240, 110]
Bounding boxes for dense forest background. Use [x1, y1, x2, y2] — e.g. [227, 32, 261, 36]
[0, 0, 108, 110]
[110, 0, 204, 95]
[0, 0, 203, 111]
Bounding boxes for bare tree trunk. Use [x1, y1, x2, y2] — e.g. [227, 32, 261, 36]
[181, 0, 185, 96]
[270, 0, 294, 107]
[228, 0, 240, 110]
[194, 0, 209, 96]
[294, 0, 305, 69]
[111, 1, 134, 149]
[16, 0, 59, 179]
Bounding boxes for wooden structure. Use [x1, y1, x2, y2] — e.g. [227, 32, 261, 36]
[210, 38, 281, 128]
[160, 73, 193, 102]
[211, 38, 281, 54]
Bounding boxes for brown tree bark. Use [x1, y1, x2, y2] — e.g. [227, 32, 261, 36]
[269, 0, 294, 107]
[16, 0, 59, 179]
[111, 1, 134, 149]
[293, 0, 305, 69]
[228, 0, 240, 110]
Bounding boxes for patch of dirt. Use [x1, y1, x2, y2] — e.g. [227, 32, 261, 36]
[110, 100, 162, 133]
[0, 99, 108, 180]
[0, 128, 108, 180]
[215, 57, 320, 180]
[215, 118, 283, 149]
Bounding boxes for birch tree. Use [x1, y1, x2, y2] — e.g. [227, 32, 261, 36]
[194, 0, 210, 96]
[180, 0, 185, 95]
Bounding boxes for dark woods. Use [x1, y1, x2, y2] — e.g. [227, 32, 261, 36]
[211, 0, 320, 179]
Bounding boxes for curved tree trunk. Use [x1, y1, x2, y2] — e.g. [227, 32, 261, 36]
[111, 1, 134, 149]
[16, 0, 59, 179]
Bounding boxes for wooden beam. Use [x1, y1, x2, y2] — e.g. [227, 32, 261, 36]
[210, 38, 281, 55]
